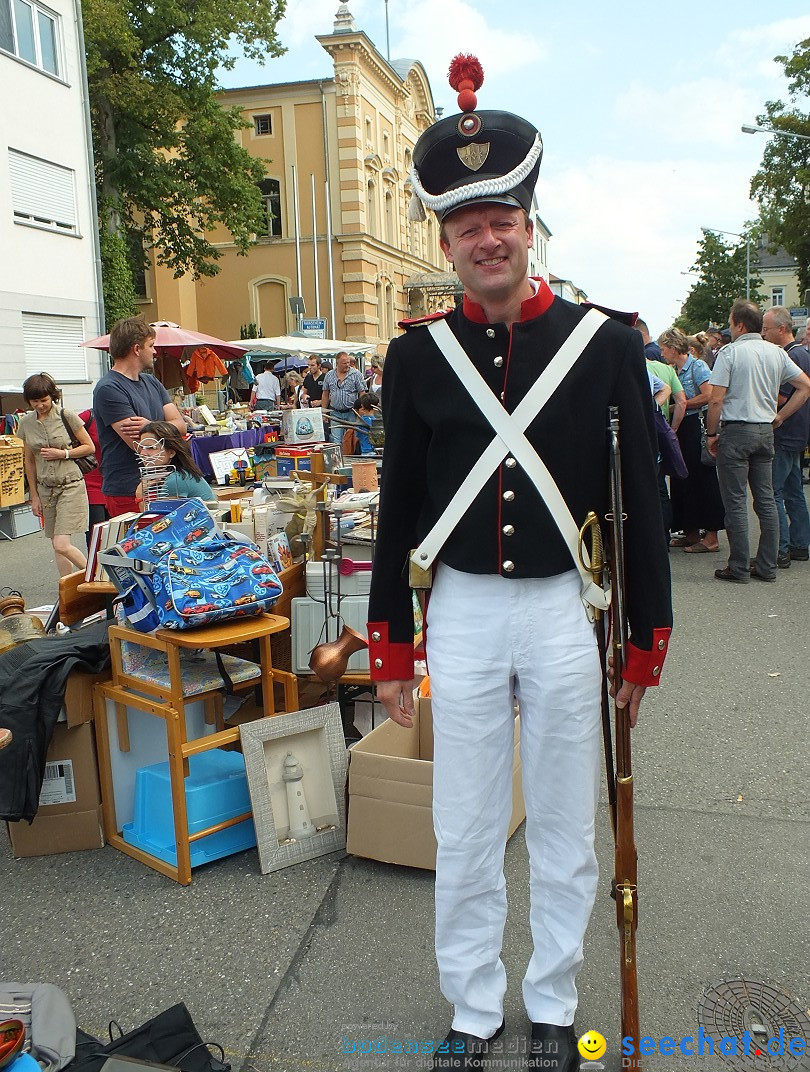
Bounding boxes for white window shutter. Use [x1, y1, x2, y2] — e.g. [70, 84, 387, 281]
[8, 149, 77, 231]
[22, 313, 87, 381]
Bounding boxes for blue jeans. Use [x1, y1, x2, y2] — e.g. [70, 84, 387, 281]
[328, 409, 353, 445]
[772, 447, 810, 554]
[716, 423, 777, 578]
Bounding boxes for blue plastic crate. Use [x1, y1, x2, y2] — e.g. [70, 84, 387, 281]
[122, 749, 257, 868]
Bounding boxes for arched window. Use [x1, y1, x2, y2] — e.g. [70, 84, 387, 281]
[367, 179, 377, 236]
[376, 280, 384, 336]
[385, 283, 395, 340]
[384, 190, 395, 246]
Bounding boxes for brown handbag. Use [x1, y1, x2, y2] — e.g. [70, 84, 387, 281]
[60, 409, 98, 475]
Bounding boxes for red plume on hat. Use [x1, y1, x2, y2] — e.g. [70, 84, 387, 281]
[448, 54, 484, 112]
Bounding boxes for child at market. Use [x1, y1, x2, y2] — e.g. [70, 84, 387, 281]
[353, 392, 379, 456]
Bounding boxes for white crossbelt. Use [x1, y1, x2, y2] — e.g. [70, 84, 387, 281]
[411, 310, 611, 613]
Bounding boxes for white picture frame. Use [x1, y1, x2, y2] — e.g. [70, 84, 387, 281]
[240, 703, 348, 874]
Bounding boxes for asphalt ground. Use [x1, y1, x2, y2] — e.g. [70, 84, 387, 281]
[1, 503, 808, 1072]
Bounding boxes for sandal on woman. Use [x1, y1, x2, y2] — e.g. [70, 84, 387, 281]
[683, 542, 719, 553]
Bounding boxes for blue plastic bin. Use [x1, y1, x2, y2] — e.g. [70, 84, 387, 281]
[122, 749, 257, 868]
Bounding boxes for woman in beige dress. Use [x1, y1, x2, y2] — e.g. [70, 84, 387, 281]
[18, 373, 95, 576]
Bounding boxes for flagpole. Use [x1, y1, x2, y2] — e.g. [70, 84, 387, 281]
[312, 174, 320, 320]
[292, 164, 302, 330]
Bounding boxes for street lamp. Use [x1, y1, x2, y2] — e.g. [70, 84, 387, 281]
[701, 226, 751, 300]
[741, 123, 810, 142]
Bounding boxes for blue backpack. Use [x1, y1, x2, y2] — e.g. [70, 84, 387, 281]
[99, 499, 282, 632]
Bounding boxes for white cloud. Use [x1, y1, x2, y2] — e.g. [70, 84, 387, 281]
[615, 78, 764, 150]
[540, 156, 759, 331]
[613, 16, 810, 150]
[390, 0, 546, 94]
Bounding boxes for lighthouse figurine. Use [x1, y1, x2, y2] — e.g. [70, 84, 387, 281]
[282, 751, 315, 839]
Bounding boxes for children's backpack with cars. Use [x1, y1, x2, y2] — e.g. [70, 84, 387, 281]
[99, 499, 282, 632]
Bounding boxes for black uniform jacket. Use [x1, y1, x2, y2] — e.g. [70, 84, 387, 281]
[367, 279, 672, 686]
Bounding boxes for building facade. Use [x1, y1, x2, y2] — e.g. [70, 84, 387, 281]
[142, 5, 447, 350]
[0, 0, 104, 411]
[753, 237, 803, 313]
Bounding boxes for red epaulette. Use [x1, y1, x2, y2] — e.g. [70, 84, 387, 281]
[398, 309, 453, 330]
[581, 302, 638, 327]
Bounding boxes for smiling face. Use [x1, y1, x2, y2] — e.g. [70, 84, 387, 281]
[440, 203, 533, 309]
[577, 1031, 607, 1060]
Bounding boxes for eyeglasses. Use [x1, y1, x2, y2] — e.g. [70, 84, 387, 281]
[136, 438, 165, 455]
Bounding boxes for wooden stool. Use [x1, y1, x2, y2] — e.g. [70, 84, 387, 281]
[94, 613, 298, 885]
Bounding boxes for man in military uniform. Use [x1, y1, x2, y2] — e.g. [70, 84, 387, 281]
[367, 56, 672, 1072]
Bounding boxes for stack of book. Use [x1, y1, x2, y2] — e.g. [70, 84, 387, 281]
[84, 512, 140, 582]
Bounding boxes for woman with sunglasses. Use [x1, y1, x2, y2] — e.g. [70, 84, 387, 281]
[135, 421, 214, 503]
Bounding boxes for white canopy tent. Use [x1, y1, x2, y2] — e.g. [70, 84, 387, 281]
[231, 335, 377, 362]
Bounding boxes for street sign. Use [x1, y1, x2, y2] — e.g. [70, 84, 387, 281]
[300, 317, 327, 339]
[790, 306, 808, 334]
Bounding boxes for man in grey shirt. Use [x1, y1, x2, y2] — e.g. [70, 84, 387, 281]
[706, 299, 810, 582]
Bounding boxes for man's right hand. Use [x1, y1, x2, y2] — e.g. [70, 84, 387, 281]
[119, 415, 149, 436]
[377, 679, 420, 728]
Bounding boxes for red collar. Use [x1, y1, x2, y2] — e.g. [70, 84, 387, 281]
[462, 277, 555, 325]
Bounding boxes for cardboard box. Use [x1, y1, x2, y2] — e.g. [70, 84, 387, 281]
[6, 722, 105, 857]
[347, 694, 524, 870]
[63, 670, 110, 727]
[282, 408, 324, 444]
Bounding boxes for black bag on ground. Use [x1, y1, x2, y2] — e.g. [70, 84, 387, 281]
[69, 1004, 229, 1072]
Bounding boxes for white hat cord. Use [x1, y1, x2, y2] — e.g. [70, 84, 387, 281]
[407, 132, 543, 221]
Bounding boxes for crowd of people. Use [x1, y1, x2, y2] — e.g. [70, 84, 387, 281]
[636, 304, 810, 582]
[250, 348, 383, 452]
[16, 318, 387, 577]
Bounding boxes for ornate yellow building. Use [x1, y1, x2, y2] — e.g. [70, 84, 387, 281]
[139, 4, 452, 347]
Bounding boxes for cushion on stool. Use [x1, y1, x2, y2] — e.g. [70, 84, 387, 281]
[120, 644, 260, 695]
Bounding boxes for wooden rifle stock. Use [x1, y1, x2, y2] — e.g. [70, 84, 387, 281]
[608, 406, 642, 1068]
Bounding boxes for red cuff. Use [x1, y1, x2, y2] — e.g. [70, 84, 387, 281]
[623, 627, 671, 687]
[367, 621, 415, 681]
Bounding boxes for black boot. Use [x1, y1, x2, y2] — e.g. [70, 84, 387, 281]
[432, 1019, 505, 1071]
[528, 1023, 580, 1072]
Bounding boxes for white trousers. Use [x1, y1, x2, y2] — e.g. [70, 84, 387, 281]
[426, 565, 603, 1038]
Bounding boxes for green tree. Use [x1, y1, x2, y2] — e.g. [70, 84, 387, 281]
[84, 0, 287, 300]
[98, 219, 137, 327]
[749, 38, 810, 297]
[675, 230, 764, 334]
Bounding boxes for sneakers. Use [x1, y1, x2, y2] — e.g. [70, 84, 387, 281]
[789, 547, 809, 561]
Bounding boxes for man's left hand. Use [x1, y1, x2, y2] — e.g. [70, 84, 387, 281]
[607, 654, 646, 728]
[707, 434, 719, 457]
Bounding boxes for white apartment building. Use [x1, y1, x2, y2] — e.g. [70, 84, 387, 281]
[0, 0, 103, 413]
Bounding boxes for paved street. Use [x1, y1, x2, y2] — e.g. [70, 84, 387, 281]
[2, 510, 808, 1072]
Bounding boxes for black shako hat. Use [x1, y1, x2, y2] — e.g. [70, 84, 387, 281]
[409, 54, 543, 223]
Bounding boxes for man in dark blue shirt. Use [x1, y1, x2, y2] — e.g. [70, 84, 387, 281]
[93, 316, 186, 514]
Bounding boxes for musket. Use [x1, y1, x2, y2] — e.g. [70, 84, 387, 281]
[607, 405, 642, 1069]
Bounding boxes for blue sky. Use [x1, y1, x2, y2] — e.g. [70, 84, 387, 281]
[219, 0, 810, 333]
